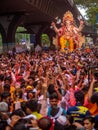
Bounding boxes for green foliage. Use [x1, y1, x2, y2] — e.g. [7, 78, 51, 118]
[41, 34, 50, 47]
[15, 27, 30, 43]
[75, 0, 98, 7]
[86, 5, 98, 25]
[75, 0, 98, 25]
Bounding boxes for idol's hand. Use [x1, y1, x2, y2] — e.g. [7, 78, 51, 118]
[80, 20, 84, 25]
[51, 22, 56, 27]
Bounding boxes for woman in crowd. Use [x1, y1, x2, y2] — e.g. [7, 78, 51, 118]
[83, 116, 96, 130]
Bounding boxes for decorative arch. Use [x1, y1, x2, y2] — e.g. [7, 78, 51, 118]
[7, 14, 24, 43]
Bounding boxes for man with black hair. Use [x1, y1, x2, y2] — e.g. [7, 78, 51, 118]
[6, 109, 25, 130]
[47, 84, 62, 100]
[85, 77, 98, 116]
[26, 100, 42, 119]
[3, 84, 10, 92]
[11, 121, 27, 130]
[47, 92, 66, 122]
[67, 90, 90, 124]
[38, 117, 53, 130]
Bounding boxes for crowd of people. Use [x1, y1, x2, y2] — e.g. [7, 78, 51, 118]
[0, 45, 98, 130]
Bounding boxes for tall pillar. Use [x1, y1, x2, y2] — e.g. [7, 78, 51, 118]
[44, 27, 56, 47]
[0, 14, 24, 52]
[46, 31, 55, 46]
[36, 24, 49, 46]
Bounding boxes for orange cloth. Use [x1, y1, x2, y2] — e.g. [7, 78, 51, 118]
[84, 95, 98, 116]
[10, 86, 15, 99]
[86, 103, 98, 116]
[10, 86, 15, 112]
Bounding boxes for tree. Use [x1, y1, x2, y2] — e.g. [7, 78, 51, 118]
[75, 0, 98, 25]
[41, 34, 50, 47]
[15, 27, 30, 43]
[75, 0, 98, 7]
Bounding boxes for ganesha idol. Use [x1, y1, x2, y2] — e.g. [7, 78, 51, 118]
[51, 11, 85, 52]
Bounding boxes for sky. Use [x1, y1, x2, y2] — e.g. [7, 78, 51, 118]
[77, 6, 88, 19]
